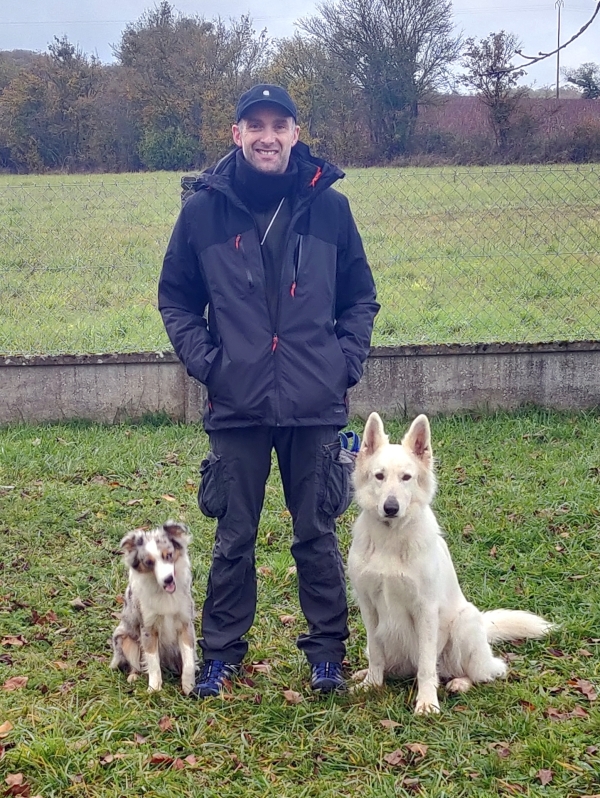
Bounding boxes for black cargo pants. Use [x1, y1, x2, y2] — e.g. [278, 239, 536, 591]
[197, 425, 353, 665]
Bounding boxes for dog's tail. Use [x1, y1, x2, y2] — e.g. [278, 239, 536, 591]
[483, 609, 555, 643]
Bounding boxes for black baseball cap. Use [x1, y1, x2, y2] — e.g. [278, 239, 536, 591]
[235, 84, 297, 123]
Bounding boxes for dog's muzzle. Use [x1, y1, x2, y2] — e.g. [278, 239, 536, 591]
[163, 574, 176, 593]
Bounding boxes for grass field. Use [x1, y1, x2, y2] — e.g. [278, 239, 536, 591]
[1, 409, 599, 796]
[0, 163, 598, 355]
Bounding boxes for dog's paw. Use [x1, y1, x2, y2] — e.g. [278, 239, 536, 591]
[126, 672, 140, 684]
[351, 669, 369, 682]
[414, 697, 440, 715]
[147, 680, 162, 693]
[445, 677, 472, 694]
[181, 680, 195, 696]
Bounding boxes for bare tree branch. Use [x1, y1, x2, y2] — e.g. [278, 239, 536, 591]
[512, 0, 600, 72]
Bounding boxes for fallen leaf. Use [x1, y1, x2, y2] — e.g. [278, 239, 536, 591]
[0, 721, 13, 738]
[2, 677, 28, 692]
[279, 615, 296, 625]
[126, 499, 143, 506]
[148, 752, 174, 765]
[257, 566, 273, 576]
[537, 769, 553, 786]
[577, 649, 593, 657]
[53, 661, 70, 670]
[70, 598, 87, 611]
[380, 719, 401, 729]
[547, 647, 565, 657]
[184, 754, 198, 766]
[30, 610, 58, 625]
[133, 733, 147, 745]
[497, 781, 525, 794]
[406, 743, 428, 759]
[161, 494, 177, 502]
[4, 772, 30, 797]
[519, 699, 536, 711]
[585, 745, 598, 755]
[489, 545, 497, 558]
[158, 716, 173, 732]
[245, 661, 271, 675]
[100, 753, 114, 765]
[286, 566, 297, 577]
[574, 679, 597, 701]
[172, 758, 185, 770]
[1, 636, 27, 648]
[283, 689, 302, 704]
[383, 748, 406, 766]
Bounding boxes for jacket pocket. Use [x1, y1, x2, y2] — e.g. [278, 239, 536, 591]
[319, 441, 355, 518]
[198, 452, 228, 518]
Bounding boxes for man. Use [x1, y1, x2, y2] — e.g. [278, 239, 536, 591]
[158, 84, 379, 697]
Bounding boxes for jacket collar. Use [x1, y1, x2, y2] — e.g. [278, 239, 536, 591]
[197, 141, 344, 206]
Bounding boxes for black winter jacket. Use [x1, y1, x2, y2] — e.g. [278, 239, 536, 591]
[158, 141, 379, 431]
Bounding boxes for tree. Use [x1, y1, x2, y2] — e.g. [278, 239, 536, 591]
[0, 37, 102, 170]
[460, 31, 527, 152]
[563, 62, 600, 99]
[298, 0, 461, 160]
[265, 35, 369, 163]
[115, 1, 270, 165]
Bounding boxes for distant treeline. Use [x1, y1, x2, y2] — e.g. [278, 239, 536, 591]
[0, 0, 598, 173]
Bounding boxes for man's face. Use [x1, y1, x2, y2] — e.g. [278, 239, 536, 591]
[232, 103, 299, 174]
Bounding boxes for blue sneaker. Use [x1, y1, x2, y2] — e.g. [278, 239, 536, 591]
[310, 661, 346, 693]
[192, 660, 240, 698]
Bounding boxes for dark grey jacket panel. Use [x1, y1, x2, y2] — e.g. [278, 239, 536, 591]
[158, 143, 379, 430]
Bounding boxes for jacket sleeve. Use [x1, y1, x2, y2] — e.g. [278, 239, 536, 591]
[335, 195, 380, 388]
[158, 204, 218, 385]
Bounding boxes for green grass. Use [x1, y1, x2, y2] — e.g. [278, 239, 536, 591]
[1, 409, 599, 796]
[0, 164, 599, 355]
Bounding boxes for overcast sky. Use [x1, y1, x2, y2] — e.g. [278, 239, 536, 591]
[1, 1, 597, 89]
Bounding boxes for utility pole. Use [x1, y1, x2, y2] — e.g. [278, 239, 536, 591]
[556, 0, 564, 99]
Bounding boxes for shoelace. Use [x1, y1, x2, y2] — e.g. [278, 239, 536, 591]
[313, 662, 342, 680]
[200, 660, 230, 685]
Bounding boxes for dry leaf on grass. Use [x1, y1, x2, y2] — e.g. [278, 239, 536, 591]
[380, 719, 401, 729]
[383, 748, 406, 766]
[0, 721, 14, 738]
[1, 636, 27, 647]
[3, 676, 28, 691]
[537, 769, 553, 786]
[283, 689, 302, 704]
[158, 716, 173, 731]
[279, 615, 296, 625]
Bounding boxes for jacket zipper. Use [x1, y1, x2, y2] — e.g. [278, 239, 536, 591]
[291, 235, 302, 297]
[235, 233, 254, 290]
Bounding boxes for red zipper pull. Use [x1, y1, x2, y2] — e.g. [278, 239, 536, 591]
[290, 282, 296, 297]
[235, 233, 241, 250]
[272, 334, 279, 352]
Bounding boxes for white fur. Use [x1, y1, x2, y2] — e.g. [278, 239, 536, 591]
[347, 413, 555, 715]
[110, 521, 197, 695]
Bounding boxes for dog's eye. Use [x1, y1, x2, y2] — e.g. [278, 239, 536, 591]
[402, 474, 412, 481]
[144, 559, 154, 568]
[163, 551, 173, 562]
[375, 472, 385, 481]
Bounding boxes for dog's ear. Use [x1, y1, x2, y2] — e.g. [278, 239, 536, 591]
[162, 520, 191, 548]
[120, 530, 142, 553]
[361, 412, 388, 456]
[402, 414, 432, 465]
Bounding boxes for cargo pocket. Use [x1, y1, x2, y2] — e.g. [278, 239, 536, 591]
[319, 441, 355, 518]
[198, 452, 228, 519]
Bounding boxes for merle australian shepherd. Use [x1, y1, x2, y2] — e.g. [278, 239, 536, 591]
[110, 521, 196, 695]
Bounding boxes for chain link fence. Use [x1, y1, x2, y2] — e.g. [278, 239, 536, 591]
[0, 164, 598, 356]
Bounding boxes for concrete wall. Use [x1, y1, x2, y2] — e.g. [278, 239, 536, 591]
[1, 342, 599, 426]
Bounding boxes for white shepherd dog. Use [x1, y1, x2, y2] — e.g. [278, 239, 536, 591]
[348, 412, 554, 715]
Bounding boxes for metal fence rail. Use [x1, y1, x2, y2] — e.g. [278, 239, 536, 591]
[0, 164, 598, 356]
